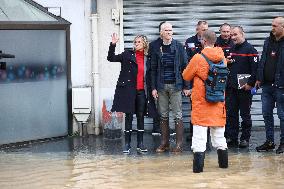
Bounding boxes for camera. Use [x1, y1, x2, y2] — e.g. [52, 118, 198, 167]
[224, 49, 230, 58]
[0, 50, 15, 70]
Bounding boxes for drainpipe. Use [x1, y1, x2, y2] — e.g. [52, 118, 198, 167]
[90, 0, 100, 135]
[116, 0, 124, 51]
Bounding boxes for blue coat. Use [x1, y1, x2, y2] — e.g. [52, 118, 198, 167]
[257, 34, 284, 88]
[215, 36, 234, 58]
[107, 43, 140, 114]
[145, 37, 162, 118]
[184, 34, 202, 61]
[107, 43, 156, 116]
[150, 39, 189, 91]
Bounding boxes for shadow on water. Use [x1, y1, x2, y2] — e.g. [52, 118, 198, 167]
[0, 130, 284, 189]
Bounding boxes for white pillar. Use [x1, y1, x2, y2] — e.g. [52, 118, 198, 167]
[90, 14, 100, 135]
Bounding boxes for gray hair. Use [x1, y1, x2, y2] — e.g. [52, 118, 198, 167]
[202, 30, 217, 45]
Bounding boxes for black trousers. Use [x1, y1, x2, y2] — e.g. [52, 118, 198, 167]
[225, 87, 252, 141]
[125, 90, 146, 131]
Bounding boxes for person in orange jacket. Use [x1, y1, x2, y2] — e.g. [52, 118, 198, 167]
[182, 30, 228, 173]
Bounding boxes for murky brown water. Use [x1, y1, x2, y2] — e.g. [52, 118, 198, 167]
[0, 151, 283, 189]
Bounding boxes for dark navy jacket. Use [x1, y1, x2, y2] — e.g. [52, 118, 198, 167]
[184, 34, 202, 61]
[150, 39, 189, 91]
[215, 36, 234, 58]
[146, 37, 162, 88]
[145, 37, 162, 118]
[107, 43, 139, 114]
[227, 40, 259, 89]
[257, 33, 284, 88]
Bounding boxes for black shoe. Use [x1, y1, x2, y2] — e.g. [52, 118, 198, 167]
[239, 140, 249, 148]
[137, 143, 148, 154]
[256, 141, 275, 152]
[123, 144, 131, 154]
[276, 143, 284, 154]
[227, 138, 239, 148]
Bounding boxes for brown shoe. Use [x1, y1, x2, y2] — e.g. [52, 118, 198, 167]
[156, 143, 170, 153]
[156, 117, 170, 153]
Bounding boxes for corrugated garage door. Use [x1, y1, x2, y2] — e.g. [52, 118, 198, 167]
[123, 0, 283, 129]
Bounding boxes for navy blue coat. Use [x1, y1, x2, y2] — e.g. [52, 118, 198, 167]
[145, 37, 162, 118]
[215, 36, 234, 58]
[184, 34, 202, 61]
[150, 39, 189, 91]
[227, 40, 258, 89]
[107, 43, 138, 114]
[257, 33, 284, 88]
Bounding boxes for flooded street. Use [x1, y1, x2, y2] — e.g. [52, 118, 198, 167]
[0, 130, 283, 189]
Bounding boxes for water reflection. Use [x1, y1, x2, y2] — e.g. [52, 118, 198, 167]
[0, 134, 283, 189]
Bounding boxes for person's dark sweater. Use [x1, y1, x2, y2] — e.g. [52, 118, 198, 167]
[184, 34, 202, 61]
[215, 36, 234, 58]
[161, 44, 175, 84]
[263, 34, 284, 84]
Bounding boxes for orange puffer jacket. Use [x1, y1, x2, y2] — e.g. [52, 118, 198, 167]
[182, 47, 226, 127]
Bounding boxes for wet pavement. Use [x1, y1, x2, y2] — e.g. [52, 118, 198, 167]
[0, 128, 283, 189]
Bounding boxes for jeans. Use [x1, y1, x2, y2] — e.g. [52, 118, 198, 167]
[262, 85, 284, 143]
[157, 84, 182, 120]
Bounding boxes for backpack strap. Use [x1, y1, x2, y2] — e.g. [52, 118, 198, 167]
[200, 53, 216, 89]
[201, 53, 213, 65]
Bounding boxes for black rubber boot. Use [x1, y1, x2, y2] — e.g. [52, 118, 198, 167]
[193, 152, 205, 173]
[123, 130, 131, 154]
[217, 149, 228, 168]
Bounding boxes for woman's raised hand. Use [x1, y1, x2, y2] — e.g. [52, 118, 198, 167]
[111, 33, 119, 44]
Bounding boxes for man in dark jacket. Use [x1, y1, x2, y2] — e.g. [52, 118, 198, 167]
[185, 20, 208, 61]
[215, 23, 234, 140]
[225, 26, 258, 148]
[256, 17, 284, 154]
[151, 22, 190, 153]
[146, 21, 165, 136]
[215, 23, 234, 59]
[184, 20, 208, 142]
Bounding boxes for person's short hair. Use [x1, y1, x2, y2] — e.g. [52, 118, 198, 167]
[219, 23, 231, 31]
[133, 35, 149, 55]
[197, 20, 208, 26]
[159, 21, 166, 32]
[202, 30, 217, 45]
[160, 22, 172, 32]
[232, 26, 244, 33]
[274, 17, 284, 27]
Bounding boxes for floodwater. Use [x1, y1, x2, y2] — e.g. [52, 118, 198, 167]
[0, 131, 283, 189]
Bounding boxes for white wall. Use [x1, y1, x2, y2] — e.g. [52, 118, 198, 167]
[34, 0, 92, 87]
[33, 0, 124, 133]
[97, 0, 123, 109]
